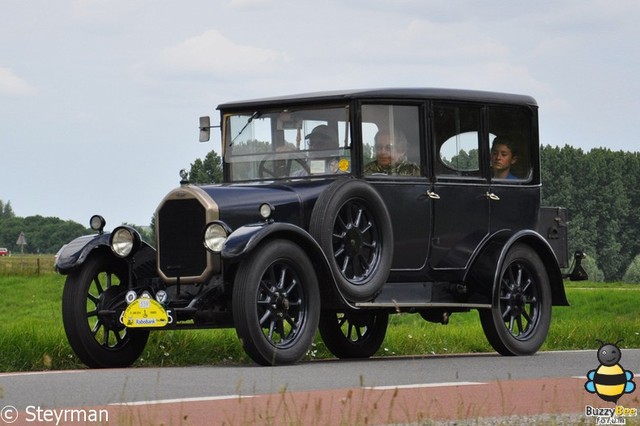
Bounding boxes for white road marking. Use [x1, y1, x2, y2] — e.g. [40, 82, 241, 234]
[363, 381, 486, 390]
[0, 370, 86, 378]
[109, 395, 254, 406]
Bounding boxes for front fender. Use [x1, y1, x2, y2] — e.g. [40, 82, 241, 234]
[221, 222, 350, 308]
[222, 222, 317, 260]
[55, 232, 156, 275]
[55, 234, 111, 274]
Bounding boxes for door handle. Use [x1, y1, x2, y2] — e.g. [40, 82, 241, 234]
[485, 191, 500, 201]
[426, 190, 440, 200]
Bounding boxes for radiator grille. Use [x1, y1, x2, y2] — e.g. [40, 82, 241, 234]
[158, 198, 208, 279]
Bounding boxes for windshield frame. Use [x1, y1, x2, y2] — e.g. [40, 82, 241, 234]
[221, 104, 352, 182]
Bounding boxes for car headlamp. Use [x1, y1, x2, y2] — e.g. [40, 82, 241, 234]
[89, 215, 106, 233]
[259, 203, 274, 220]
[203, 222, 228, 253]
[110, 226, 141, 258]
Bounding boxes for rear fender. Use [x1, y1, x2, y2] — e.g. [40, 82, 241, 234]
[467, 230, 568, 306]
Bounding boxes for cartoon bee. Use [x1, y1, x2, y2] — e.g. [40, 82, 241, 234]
[585, 339, 636, 403]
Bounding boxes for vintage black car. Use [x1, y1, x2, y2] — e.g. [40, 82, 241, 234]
[56, 88, 586, 367]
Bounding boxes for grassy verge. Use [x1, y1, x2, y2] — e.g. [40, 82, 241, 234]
[0, 254, 56, 275]
[0, 274, 638, 372]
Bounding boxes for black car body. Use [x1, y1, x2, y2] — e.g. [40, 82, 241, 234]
[56, 88, 586, 367]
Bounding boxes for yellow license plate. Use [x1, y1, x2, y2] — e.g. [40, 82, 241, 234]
[121, 297, 169, 328]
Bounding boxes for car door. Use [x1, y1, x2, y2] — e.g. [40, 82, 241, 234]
[428, 103, 491, 272]
[487, 105, 540, 234]
[361, 103, 431, 271]
[371, 181, 431, 270]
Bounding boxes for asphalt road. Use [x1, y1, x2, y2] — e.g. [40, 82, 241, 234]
[1, 350, 639, 424]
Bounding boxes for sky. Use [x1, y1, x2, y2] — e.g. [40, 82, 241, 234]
[1, 0, 639, 228]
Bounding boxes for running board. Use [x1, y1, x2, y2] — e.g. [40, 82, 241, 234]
[353, 281, 491, 309]
[355, 301, 491, 309]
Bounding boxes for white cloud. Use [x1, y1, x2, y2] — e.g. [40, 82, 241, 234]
[159, 30, 288, 75]
[0, 67, 36, 96]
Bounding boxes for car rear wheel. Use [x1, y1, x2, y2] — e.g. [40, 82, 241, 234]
[319, 310, 388, 359]
[310, 178, 393, 302]
[232, 239, 320, 365]
[479, 243, 551, 356]
[62, 252, 149, 368]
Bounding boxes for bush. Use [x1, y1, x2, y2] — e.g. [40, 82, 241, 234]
[622, 255, 640, 284]
[582, 255, 605, 282]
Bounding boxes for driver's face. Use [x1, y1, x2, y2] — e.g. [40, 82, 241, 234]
[309, 136, 331, 150]
[374, 134, 401, 167]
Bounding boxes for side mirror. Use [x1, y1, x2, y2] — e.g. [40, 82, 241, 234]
[199, 116, 211, 142]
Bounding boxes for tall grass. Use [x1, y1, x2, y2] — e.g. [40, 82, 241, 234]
[0, 274, 638, 372]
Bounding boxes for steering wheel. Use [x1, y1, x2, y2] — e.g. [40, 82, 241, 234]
[258, 154, 310, 178]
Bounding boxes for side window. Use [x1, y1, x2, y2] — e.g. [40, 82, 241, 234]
[488, 107, 531, 181]
[434, 104, 482, 178]
[361, 104, 422, 176]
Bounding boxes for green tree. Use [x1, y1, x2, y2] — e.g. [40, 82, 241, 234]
[0, 200, 91, 254]
[582, 255, 605, 282]
[0, 200, 15, 219]
[189, 151, 223, 184]
[149, 213, 156, 246]
[541, 146, 639, 281]
[444, 149, 479, 170]
[122, 223, 154, 245]
[622, 255, 640, 284]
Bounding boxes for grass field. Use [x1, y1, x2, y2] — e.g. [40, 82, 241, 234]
[0, 273, 638, 372]
[0, 254, 56, 275]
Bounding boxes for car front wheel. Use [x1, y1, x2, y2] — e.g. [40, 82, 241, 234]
[62, 252, 149, 368]
[479, 243, 551, 356]
[232, 239, 320, 365]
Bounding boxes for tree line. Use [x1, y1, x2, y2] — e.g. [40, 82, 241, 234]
[1, 147, 639, 282]
[0, 201, 90, 255]
[540, 146, 640, 282]
[0, 201, 153, 256]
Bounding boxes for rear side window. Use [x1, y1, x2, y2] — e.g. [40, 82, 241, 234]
[487, 107, 532, 181]
[433, 104, 482, 179]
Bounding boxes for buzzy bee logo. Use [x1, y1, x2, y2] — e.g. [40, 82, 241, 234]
[584, 340, 637, 424]
[585, 340, 636, 403]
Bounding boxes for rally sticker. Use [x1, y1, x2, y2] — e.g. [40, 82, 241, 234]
[121, 297, 169, 328]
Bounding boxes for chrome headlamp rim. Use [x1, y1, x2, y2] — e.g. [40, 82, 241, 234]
[203, 221, 230, 253]
[110, 226, 141, 258]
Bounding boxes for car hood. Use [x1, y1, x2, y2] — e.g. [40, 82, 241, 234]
[198, 180, 334, 231]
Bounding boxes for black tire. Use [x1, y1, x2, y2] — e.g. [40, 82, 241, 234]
[310, 179, 393, 302]
[62, 253, 149, 368]
[479, 243, 551, 356]
[232, 239, 320, 366]
[319, 310, 389, 359]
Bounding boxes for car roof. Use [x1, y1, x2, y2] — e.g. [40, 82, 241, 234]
[217, 88, 537, 110]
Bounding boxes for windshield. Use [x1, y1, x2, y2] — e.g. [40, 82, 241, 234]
[223, 105, 352, 182]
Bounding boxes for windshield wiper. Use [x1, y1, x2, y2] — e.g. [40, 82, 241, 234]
[230, 111, 261, 146]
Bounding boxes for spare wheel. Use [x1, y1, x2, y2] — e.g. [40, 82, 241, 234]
[309, 178, 393, 302]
